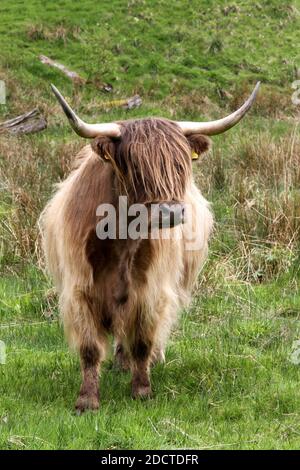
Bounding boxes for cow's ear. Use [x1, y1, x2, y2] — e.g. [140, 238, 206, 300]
[186, 134, 212, 160]
[91, 136, 117, 163]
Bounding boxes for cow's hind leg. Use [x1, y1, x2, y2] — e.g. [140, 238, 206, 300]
[113, 341, 131, 371]
[131, 341, 153, 399]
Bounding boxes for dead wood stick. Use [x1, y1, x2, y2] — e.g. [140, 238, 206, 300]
[106, 94, 142, 110]
[0, 108, 47, 135]
[39, 55, 85, 85]
[88, 95, 142, 111]
[39, 55, 113, 91]
[122, 95, 142, 110]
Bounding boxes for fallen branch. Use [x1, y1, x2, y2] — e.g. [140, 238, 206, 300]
[122, 95, 142, 110]
[88, 95, 142, 111]
[39, 55, 113, 92]
[107, 95, 142, 110]
[39, 54, 85, 85]
[0, 108, 47, 135]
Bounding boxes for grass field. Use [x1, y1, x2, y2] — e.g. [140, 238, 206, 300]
[1, 0, 300, 450]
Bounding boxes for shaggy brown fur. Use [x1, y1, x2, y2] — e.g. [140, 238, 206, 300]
[92, 118, 193, 203]
[40, 118, 213, 412]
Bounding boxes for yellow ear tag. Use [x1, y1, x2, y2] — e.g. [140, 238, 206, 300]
[192, 151, 199, 160]
[104, 153, 110, 161]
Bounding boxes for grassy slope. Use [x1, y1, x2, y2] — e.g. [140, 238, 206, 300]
[0, 0, 300, 450]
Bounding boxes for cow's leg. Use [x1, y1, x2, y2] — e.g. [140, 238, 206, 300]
[129, 318, 154, 399]
[131, 343, 152, 398]
[150, 299, 177, 366]
[151, 347, 166, 366]
[113, 341, 131, 371]
[75, 342, 102, 413]
[62, 292, 106, 413]
[115, 340, 163, 370]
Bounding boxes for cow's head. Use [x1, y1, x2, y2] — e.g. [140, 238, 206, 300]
[51, 83, 260, 230]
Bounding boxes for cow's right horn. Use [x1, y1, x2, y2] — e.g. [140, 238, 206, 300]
[51, 84, 121, 139]
[176, 82, 260, 136]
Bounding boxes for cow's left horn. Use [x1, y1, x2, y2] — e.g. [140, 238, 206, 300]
[51, 84, 121, 138]
[176, 82, 260, 136]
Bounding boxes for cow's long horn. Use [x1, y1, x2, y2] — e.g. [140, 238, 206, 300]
[176, 82, 260, 136]
[51, 84, 121, 138]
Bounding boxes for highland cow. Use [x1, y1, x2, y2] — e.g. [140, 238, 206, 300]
[40, 83, 259, 412]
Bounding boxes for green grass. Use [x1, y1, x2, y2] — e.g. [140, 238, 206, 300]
[1, 0, 300, 450]
[0, 269, 300, 449]
[0, 0, 299, 120]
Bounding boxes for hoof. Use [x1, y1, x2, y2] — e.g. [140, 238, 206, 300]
[75, 393, 99, 414]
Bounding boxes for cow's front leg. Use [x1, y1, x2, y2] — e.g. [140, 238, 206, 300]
[75, 343, 101, 414]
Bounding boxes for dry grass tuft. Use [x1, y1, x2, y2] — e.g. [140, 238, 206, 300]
[0, 135, 81, 265]
[230, 83, 297, 119]
[232, 128, 300, 247]
[26, 24, 82, 43]
[196, 127, 300, 283]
